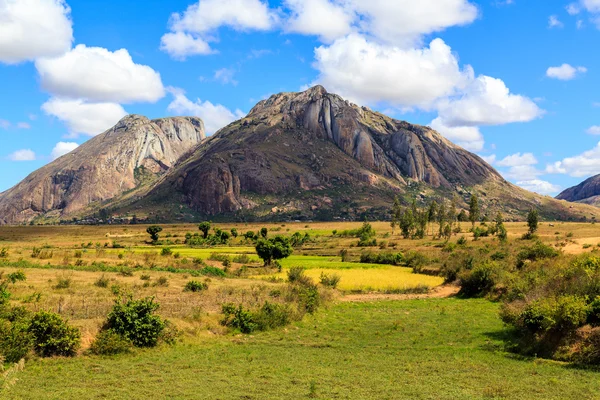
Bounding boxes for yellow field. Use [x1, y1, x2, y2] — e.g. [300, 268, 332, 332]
[257, 267, 444, 292]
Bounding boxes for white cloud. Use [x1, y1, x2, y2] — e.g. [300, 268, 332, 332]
[430, 118, 483, 151]
[480, 154, 496, 164]
[284, 0, 354, 42]
[516, 179, 561, 195]
[546, 142, 600, 177]
[16, 122, 30, 129]
[497, 152, 538, 167]
[161, 0, 277, 59]
[214, 68, 238, 85]
[435, 75, 543, 128]
[167, 88, 246, 135]
[0, 0, 73, 64]
[36, 44, 165, 103]
[546, 64, 587, 80]
[313, 35, 472, 108]
[504, 165, 543, 181]
[587, 126, 600, 135]
[345, 0, 478, 46]
[50, 141, 79, 160]
[42, 98, 127, 137]
[567, 3, 581, 14]
[159, 32, 214, 60]
[0, 119, 9, 129]
[548, 15, 564, 28]
[9, 149, 36, 161]
[582, 0, 600, 12]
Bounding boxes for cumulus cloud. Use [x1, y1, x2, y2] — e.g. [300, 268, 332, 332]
[546, 64, 587, 80]
[435, 75, 543, 128]
[504, 165, 544, 181]
[51, 141, 79, 160]
[159, 32, 214, 60]
[8, 149, 36, 161]
[284, 0, 354, 42]
[587, 126, 600, 135]
[36, 45, 165, 103]
[313, 35, 472, 108]
[42, 98, 127, 137]
[167, 88, 246, 135]
[497, 152, 538, 167]
[430, 118, 483, 151]
[548, 15, 564, 28]
[480, 154, 496, 164]
[546, 142, 600, 177]
[161, 0, 277, 59]
[516, 179, 561, 195]
[0, 0, 73, 64]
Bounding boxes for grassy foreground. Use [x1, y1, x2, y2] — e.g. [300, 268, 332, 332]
[6, 298, 600, 400]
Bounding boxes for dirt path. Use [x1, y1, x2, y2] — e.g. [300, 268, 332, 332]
[339, 285, 460, 302]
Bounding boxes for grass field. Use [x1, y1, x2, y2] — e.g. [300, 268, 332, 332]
[5, 298, 600, 400]
[3, 221, 600, 398]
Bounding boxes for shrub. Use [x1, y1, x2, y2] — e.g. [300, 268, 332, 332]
[201, 266, 226, 277]
[103, 295, 166, 348]
[297, 283, 320, 314]
[140, 274, 151, 281]
[253, 302, 294, 331]
[516, 241, 559, 269]
[490, 251, 508, 261]
[319, 272, 341, 289]
[94, 275, 110, 288]
[360, 251, 403, 265]
[89, 330, 132, 356]
[53, 275, 72, 289]
[287, 267, 306, 283]
[0, 320, 32, 363]
[161, 247, 173, 257]
[340, 249, 351, 262]
[221, 303, 257, 334]
[457, 236, 467, 246]
[0, 248, 8, 258]
[154, 276, 169, 287]
[458, 261, 498, 298]
[208, 252, 231, 263]
[28, 311, 80, 357]
[404, 251, 428, 273]
[184, 280, 208, 292]
[232, 254, 251, 264]
[118, 267, 134, 277]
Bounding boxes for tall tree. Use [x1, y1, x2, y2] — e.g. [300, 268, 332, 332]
[527, 209, 539, 235]
[391, 196, 402, 235]
[469, 194, 480, 228]
[437, 202, 447, 237]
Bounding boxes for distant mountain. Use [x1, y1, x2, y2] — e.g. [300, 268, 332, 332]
[557, 174, 600, 206]
[0, 115, 205, 224]
[110, 86, 597, 222]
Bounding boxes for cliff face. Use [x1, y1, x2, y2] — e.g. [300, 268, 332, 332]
[144, 86, 504, 217]
[557, 175, 600, 206]
[0, 115, 205, 224]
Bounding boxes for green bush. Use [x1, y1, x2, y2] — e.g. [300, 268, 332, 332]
[516, 241, 559, 268]
[253, 302, 293, 331]
[404, 251, 428, 273]
[221, 303, 257, 334]
[28, 311, 80, 357]
[0, 320, 32, 363]
[184, 280, 208, 292]
[359, 251, 403, 265]
[319, 272, 341, 289]
[458, 261, 498, 298]
[102, 295, 166, 348]
[287, 267, 306, 283]
[161, 247, 173, 257]
[89, 330, 132, 356]
[201, 266, 226, 277]
[232, 254, 251, 264]
[94, 275, 110, 288]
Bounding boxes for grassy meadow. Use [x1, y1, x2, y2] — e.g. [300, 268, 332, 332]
[2, 220, 600, 398]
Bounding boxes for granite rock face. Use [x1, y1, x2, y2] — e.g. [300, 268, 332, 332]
[149, 86, 502, 215]
[0, 115, 205, 224]
[557, 174, 600, 206]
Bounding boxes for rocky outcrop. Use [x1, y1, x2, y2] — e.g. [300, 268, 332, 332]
[557, 175, 600, 206]
[146, 86, 504, 216]
[0, 115, 205, 224]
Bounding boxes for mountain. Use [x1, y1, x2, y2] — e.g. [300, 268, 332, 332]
[0, 115, 205, 225]
[110, 86, 597, 222]
[557, 174, 600, 206]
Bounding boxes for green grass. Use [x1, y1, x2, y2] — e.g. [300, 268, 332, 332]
[6, 298, 600, 399]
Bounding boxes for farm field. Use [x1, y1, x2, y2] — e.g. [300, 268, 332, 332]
[2, 221, 600, 398]
[6, 298, 600, 400]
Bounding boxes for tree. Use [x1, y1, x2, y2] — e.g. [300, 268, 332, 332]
[399, 208, 415, 239]
[437, 202, 447, 237]
[260, 227, 269, 238]
[391, 196, 402, 235]
[198, 222, 211, 239]
[146, 226, 162, 242]
[230, 228, 238, 238]
[255, 236, 293, 266]
[458, 210, 469, 222]
[469, 194, 480, 228]
[527, 209, 539, 235]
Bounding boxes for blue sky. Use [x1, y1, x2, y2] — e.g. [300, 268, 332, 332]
[1, 0, 600, 196]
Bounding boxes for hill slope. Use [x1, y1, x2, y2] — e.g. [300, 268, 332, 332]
[115, 86, 597, 222]
[0, 115, 205, 224]
[557, 174, 600, 206]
